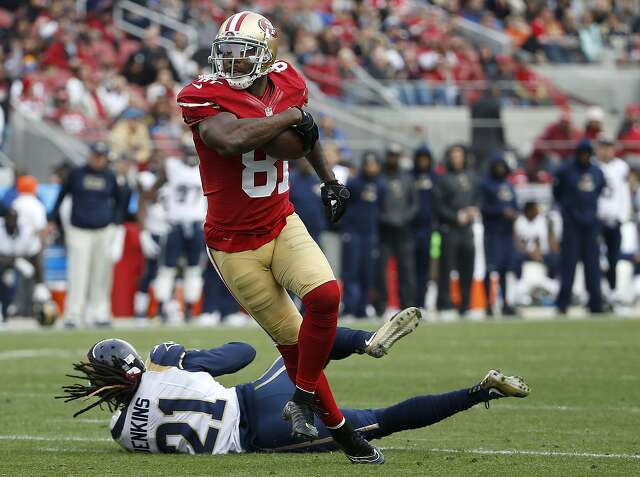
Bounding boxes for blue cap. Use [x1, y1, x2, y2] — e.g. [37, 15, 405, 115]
[90, 142, 110, 156]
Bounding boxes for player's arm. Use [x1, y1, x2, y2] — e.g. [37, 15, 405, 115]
[305, 141, 335, 183]
[150, 341, 256, 377]
[198, 109, 303, 156]
[181, 342, 257, 377]
[47, 173, 72, 225]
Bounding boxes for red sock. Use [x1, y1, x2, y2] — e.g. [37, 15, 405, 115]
[314, 372, 345, 428]
[277, 344, 345, 427]
[296, 280, 340, 392]
[276, 343, 299, 383]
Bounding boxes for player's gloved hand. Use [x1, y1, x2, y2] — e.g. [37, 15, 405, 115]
[321, 180, 350, 223]
[14, 257, 35, 278]
[291, 107, 319, 154]
[139, 230, 160, 258]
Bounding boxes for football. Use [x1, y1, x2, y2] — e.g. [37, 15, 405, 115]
[263, 128, 307, 160]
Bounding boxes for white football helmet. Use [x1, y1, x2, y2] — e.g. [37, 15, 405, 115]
[209, 11, 278, 90]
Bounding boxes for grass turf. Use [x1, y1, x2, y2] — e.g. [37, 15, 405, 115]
[0, 318, 639, 476]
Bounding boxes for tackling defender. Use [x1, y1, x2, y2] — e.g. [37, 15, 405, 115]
[176, 11, 357, 458]
[57, 308, 530, 461]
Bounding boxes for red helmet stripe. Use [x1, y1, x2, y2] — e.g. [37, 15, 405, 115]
[223, 15, 235, 32]
[234, 12, 250, 31]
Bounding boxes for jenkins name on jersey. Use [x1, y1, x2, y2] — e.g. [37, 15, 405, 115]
[110, 342, 251, 455]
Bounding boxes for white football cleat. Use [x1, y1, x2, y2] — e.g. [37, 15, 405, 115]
[480, 369, 530, 398]
[364, 307, 421, 358]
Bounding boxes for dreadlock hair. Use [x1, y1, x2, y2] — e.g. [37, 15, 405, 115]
[55, 360, 140, 418]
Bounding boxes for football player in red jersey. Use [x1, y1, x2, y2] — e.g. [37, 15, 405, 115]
[176, 12, 384, 463]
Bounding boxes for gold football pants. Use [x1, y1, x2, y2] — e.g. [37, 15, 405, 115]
[207, 213, 335, 345]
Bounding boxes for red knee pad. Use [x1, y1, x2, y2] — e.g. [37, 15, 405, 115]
[302, 280, 340, 321]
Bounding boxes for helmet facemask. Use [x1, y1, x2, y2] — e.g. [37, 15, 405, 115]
[209, 37, 273, 90]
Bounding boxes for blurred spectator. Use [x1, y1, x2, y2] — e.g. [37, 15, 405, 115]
[49, 142, 124, 327]
[531, 7, 571, 63]
[433, 145, 478, 315]
[412, 146, 436, 309]
[66, 62, 105, 121]
[318, 115, 352, 160]
[0, 63, 11, 147]
[579, 11, 605, 62]
[470, 85, 505, 172]
[97, 75, 131, 119]
[12, 175, 47, 255]
[134, 154, 166, 321]
[480, 154, 518, 316]
[289, 160, 325, 243]
[1, 167, 28, 211]
[529, 110, 582, 176]
[618, 104, 640, 157]
[553, 140, 605, 314]
[10, 175, 49, 316]
[513, 201, 560, 305]
[341, 151, 385, 318]
[108, 108, 152, 164]
[0, 208, 40, 323]
[168, 32, 198, 83]
[505, 14, 532, 48]
[122, 26, 177, 87]
[147, 68, 177, 104]
[596, 136, 631, 296]
[47, 88, 89, 135]
[374, 144, 418, 315]
[583, 106, 604, 140]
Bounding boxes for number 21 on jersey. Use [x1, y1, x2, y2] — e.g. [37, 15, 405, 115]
[242, 151, 289, 198]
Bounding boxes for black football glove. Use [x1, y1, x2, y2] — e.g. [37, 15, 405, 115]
[291, 107, 319, 154]
[321, 180, 350, 224]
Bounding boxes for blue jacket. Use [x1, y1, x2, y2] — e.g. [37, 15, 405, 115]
[289, 171, 325, 241]
[413, 171, 435, 231]
[50, 165, 123, 229]
[553, 158, 605, 226]
[480, 172, 518, 235]
[342, 172, 385, 236]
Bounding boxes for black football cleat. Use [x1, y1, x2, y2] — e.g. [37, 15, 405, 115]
[282, 401, 319, 440]
[329, 421, 385, 464]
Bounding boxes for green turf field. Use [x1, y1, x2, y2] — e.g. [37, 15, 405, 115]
[1, 318, 639, 477]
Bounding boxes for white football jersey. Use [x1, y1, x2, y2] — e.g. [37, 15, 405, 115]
[598, 158, 631, 225]
[11, 194, 47, 252]
[110, 366, 243, 455]
[514, 214, 549, 254]
[164, 158, 207, 224]
[0, 217, 40, 257]
[138, 170, 169, 236]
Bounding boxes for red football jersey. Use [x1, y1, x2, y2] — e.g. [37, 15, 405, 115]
[177, 61, 308, 252]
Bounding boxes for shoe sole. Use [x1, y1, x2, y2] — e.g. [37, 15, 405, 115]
[282, 405, 319, 440]
[347, 447, 385, 464]
[365, 307, 421, 358]
[481, 370, 530, 398]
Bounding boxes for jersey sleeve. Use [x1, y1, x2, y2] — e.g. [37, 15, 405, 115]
[149, 342, 187, 368]
[181, 342, 257, 377]
[177, 82, 222, 127]
[277, 61, 309, 107]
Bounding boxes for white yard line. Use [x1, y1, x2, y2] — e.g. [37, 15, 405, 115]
[414, 447, 640, 460]
[0, 349, 77, 360]
[0, 435, 112, 443]
[2, 435, 639, 460]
